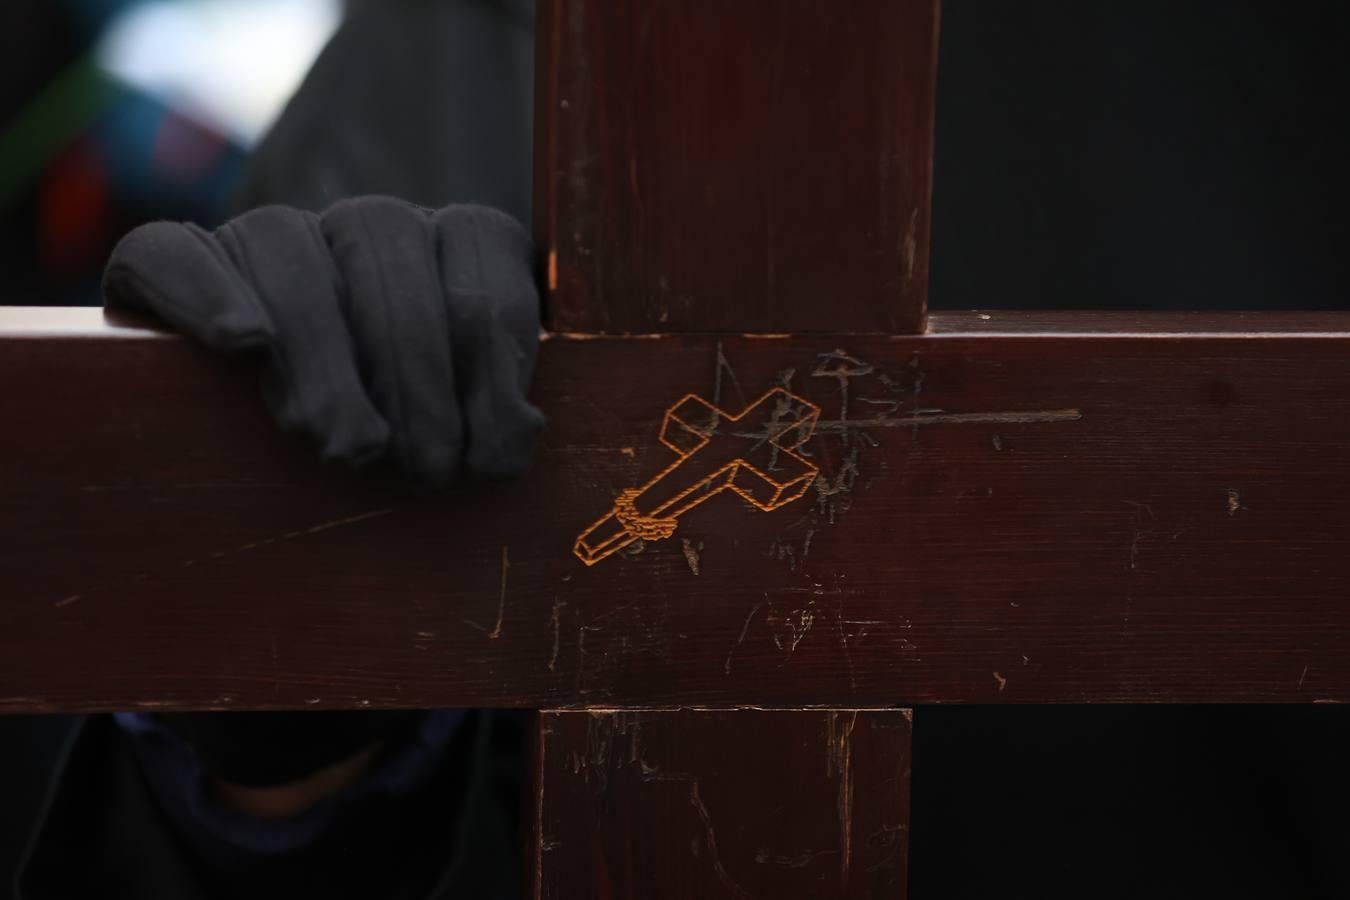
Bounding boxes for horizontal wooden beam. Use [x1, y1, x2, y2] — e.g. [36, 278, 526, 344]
[4, 308, 1350, 710]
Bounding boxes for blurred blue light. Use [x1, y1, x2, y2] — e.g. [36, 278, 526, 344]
[96, 0, 341, 147]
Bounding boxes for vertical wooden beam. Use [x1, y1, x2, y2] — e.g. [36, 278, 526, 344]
[531, 6, 926, 892]
[531, 709, 913, 899]
[535, 0, 940, 334]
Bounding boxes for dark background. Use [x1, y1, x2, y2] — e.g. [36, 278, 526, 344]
[931, 0, 1350, 312]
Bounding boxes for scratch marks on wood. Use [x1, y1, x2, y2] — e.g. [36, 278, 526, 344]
[993, 671, 1007, 692]
[812, 409, 1082, 434]
[755, 848, 837, 868]
[813, 350, 874, 421]
[1124, 500, 1155, 572]
[642, 767, 750, 900]
[575, 625, 603, 694]
[1299, 664, 1309, 690]
[909, 357, 926, 442]
[712, 339, 747, 409]
[298, 508, 395, 537]
[827, 710, 858, 888]
[813, 444, 860, 524]
[903, 207, 919, 283]
[788, 606, 815, 653]
[835, 602, 857, 691]
[548, 597, 565, 672]
[465, 546, 509, 638]
[1227, 489, 1243, 516]
[567, 596, 675, 693]
[792, 349, 1078, 549]
[491, 546, 508, 638]
[1129, 533, 1142, 571]
[832, 590, 883, 693]
[277, 509, 397, 543]
[686, 343, 1081, 578]
[46, 506, 395, 611]
[681, 537, 702, 575]
[725, 601, 765, 675]
[755, 585, 913, 674]
[573, 710, 629, 791]
[766, 602, 817, 659]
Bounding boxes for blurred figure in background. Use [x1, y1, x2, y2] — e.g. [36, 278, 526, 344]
[0, 0, 338, 306]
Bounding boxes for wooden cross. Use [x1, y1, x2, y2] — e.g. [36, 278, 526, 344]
[4, 2, 1350, 897]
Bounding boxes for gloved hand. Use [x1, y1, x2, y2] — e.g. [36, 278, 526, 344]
[103, 197, 544, 487]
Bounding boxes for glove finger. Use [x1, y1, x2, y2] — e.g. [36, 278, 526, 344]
[433, 205, 545, 479]
[321, 197, 462, 486]
[214, 207, 391, 468]
[103, 221, 273, 352]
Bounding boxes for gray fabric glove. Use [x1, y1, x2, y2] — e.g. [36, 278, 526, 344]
[102, 197, 544, 487]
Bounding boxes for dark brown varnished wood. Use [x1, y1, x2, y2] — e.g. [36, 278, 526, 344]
[4, 309, 1350, 711]
[927, 309, 1350, 335]
[531, 708, 911, 899]
[535, 0, 939, 335]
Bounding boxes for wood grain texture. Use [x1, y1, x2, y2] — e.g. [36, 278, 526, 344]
[927, 309, 1350, 335]
[4, 310, 1350, 710]
[535, 0, 939, 335]
[531, 709, 911, 899]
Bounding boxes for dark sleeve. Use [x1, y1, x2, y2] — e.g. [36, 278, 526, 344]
[15, 716, 211, 900]
[16, 713, 525, 900]
[230, 0, 535, 221]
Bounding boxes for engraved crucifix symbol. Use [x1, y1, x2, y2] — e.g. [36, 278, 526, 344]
[573, 388, 822, 566]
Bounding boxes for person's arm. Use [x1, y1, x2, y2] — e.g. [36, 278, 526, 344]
[230, 0, 535, 221]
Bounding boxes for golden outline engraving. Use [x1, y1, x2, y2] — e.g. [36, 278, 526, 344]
[574, 388, 821, 566]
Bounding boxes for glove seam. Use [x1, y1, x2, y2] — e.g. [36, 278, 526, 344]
[193, 224, 274, 341]
[217, 219, 313, 429]
[419, 207, 460, 480]
[352, 203, 412, 475]
[465, 212, 506, 463]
